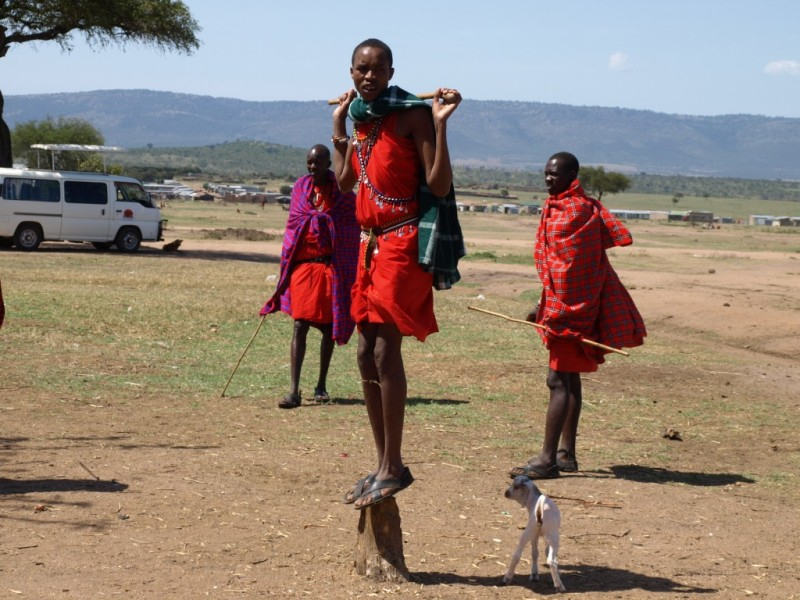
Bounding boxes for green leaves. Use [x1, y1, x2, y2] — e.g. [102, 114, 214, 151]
[579, 166, 631, 201]
[12, 115, 104, 169]
[0, 1, 200, 54]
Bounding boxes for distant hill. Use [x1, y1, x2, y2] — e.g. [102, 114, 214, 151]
[5, 89, 800, 179]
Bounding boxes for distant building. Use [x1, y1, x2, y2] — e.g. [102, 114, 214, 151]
[749, 215, 774, 226]
[771, 216, 800, 227]
[610, 209, 651, 220]
[520, 203, 540, 215]
[682, 211, 714, 224]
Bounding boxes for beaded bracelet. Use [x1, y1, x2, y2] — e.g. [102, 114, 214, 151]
[331, 134, 350, 146]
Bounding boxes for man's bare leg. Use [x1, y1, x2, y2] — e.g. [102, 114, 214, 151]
[558, 372, 582, 456]
[373, 322, 406, 479]
[357, 323, 385, 468]
[289, 319, 310, 397]
[315, 323, 335, 396]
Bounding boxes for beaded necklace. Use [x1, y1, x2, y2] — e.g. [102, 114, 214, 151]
[311, 179, 332, 211]
[353, 118, 414, 212]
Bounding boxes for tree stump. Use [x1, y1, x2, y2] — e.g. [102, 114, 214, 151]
[354, 497, 410, 582]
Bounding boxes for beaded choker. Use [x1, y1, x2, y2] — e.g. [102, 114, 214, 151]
[312, 180, 332, 210]
[353, 118, 414, 212]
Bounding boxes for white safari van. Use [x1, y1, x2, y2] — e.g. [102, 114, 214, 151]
[0, 167, 165, 252]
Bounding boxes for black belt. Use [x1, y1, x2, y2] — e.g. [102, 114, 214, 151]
[295, 255, 331, 265]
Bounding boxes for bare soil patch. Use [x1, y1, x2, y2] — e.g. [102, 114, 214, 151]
[1, 221, 799, 599]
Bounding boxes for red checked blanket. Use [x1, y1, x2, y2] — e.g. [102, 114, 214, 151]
[534, 180, 646, 362]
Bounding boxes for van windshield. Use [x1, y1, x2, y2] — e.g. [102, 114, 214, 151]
[116, 182, 155, 208]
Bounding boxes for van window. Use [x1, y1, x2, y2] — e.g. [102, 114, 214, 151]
[116, 182, 155, 208]
[64, 181, 108, 205]
[2, 177, 60, 202]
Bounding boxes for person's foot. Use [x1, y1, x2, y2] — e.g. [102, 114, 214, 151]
[508, 462, 560, 479]
[278, 392, 301, 409]
[556, 449, 579, 472]
[343, 473, 376, 504]
[353, 467, 414, 509]
[313, 388, 331, 403]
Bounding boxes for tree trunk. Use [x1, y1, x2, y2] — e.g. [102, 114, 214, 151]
[0, 91, 12, 168]
[354, 498, 410, 582]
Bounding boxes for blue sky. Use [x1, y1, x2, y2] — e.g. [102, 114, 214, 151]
[1, 0, 799, 118]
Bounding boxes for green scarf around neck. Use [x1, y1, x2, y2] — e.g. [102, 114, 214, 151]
[348, 85, 429, 123]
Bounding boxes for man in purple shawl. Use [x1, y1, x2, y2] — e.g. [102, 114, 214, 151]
[260, 145, 359, 408]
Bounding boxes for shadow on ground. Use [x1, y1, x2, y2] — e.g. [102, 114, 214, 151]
[411, 563, 716, 594]
[2, 243, 280, 264]
[304, 396, 470, 408]
[0, 478, 128, 495]
[604, 464, 756, 486]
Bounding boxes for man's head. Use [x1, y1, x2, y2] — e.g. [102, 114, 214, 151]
[544, 152, 579, 196]
[306, 144, 331, 186]
[350, 38, 394, 102]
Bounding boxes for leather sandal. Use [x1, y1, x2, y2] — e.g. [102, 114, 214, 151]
[278, 392, 301, 409]
[556, 449, 579, 472]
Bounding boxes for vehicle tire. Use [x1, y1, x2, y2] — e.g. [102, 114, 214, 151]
[115, 227, 141, 252]
[14, 224, 43, 251]
[92, 242, 114, 251]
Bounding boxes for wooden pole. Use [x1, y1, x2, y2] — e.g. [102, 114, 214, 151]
[467, 305, 629, 356]
[327, 92, 436, 105]
[220, 314, 266, 397]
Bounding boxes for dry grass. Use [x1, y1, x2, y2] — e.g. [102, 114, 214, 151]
[1, 201, 798, 598]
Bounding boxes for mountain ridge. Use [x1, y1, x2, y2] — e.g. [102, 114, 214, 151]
[5, 89, 800, 179]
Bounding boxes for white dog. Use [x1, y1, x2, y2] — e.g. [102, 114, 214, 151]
[502, 475, 566, 592]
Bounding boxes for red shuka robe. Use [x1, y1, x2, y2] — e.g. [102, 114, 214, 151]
[350, 112, 437, 342]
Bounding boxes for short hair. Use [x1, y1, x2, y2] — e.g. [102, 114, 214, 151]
[308, 144, 330, 159]
[548, 151, 580, 174]
[352, 38, 393, 67]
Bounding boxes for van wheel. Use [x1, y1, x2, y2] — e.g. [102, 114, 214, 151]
[14, 225, 43, 251]
[115, 227, 141, 252]
[92, 242, 114, 251]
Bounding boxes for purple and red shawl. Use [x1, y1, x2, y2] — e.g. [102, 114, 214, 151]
[260, 172, 360, 345]
[534, 180, 646, 361]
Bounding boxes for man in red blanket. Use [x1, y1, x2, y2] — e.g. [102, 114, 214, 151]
[260, 144, 360, 409]
[510, 152, 646, 479]
[332, 38, 462, 509]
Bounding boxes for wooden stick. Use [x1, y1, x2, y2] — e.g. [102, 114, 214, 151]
[549, 494, 623, 509]
[221, 314, 267, 397]
[467, 305, 629, 356]
[327, 91, 436, 106]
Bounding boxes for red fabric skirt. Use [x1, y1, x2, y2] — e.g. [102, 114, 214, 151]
[351, 226, 436, 341]
[548, 337, 598, 373]
[290, 261, 333, 323]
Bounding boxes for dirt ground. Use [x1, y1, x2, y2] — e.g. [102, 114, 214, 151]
[2, 224, 799, 599]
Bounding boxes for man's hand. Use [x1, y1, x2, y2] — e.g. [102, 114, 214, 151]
[432, 87, 461, 125]
[333, 89, 357, 121]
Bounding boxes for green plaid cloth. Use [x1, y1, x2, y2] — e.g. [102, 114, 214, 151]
[418, 184, 466, 290]
[348, 86, 429, 123]
[349, 85, 466, 289]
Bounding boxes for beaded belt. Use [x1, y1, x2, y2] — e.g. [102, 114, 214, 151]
[361, 215, 419, 269]
[295, 255, 332, 266]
